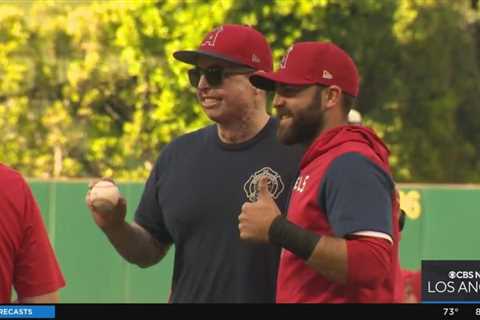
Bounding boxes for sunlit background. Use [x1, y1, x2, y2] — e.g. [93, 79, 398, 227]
[2, 0, 479, 302]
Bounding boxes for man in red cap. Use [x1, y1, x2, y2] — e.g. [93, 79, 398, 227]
[238, 41, 400, 303]
[0, 165, 65, 303]
[86, 24, 303, 302]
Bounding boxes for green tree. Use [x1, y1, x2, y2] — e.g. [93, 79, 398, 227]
[0, 0, 479, 183]
[1, 0, 233, 179]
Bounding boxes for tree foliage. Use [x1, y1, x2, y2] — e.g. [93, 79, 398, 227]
[0, 0, 478, 182]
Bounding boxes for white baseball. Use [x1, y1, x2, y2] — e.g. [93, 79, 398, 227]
[89, 180, 120, 213]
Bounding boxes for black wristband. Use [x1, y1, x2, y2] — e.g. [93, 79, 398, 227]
[268, 215, 321, 260]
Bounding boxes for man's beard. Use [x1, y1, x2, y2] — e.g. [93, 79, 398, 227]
[277, 89, 324, 146]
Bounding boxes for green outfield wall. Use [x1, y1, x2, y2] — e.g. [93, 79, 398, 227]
[25, 181, 480, 302]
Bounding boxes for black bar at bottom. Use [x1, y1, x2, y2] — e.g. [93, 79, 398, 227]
[50, 303, 480, 319]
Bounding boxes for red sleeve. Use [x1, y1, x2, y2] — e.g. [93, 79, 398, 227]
[13, 179, 66, 299]
[346, 236, 392, 288]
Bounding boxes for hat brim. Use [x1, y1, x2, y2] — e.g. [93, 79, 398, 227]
[173, 50, 248, 68]
[249, 71, 315, 91]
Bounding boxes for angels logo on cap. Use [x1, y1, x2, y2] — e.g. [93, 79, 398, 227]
[249, 41, 360, 97]
[202, 26, 224, 47]
[173, 24, 273, 72]
[280, 46, 294, 69]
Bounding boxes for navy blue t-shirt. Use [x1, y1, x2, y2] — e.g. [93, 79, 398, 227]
[135, 118, 303, 303]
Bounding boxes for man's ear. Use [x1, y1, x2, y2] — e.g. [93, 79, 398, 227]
[324, 85, 342, 110]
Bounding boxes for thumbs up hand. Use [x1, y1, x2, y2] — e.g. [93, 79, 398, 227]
[239, 176, 282, 243]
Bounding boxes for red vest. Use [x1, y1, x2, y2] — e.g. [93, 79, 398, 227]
[276, 125, 401, 303]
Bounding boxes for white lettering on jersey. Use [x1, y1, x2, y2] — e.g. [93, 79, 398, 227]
[293, 175, 309, 193]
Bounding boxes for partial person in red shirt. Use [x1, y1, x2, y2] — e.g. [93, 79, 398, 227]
[0, 164, 65, 303]
[239, 41, 400, 302]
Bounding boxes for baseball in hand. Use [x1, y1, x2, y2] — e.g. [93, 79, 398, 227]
[89, 180, 120, 213]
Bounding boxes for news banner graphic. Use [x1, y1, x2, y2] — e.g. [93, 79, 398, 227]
[422, 260, 480, 318]
[0, 302, 477, 318]
[3, 261, 480, 319]
[0, 306, 54, 319]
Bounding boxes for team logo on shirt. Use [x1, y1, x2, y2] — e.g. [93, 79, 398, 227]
[244, 167, 285, 201]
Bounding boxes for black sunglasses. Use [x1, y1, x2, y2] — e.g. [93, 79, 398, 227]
[188, 66, 255, 87]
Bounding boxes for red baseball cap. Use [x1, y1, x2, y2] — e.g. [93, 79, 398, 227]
[173, 24, 273, 72]
[250, 41, 359, 97]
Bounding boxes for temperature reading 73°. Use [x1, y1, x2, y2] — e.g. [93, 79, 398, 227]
[444, 307, 459, 316]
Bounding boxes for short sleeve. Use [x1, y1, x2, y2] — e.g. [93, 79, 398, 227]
[14, 179, 65, 299]
[318, 152, 394, 238]
[134, 149, 174, 244]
